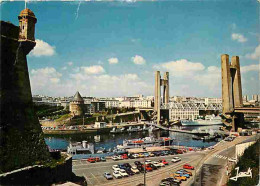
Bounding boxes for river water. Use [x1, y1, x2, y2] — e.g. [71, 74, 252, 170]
[44, 125, 223, 151]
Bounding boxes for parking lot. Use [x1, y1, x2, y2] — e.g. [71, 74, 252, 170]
[72, 152, 203, 186]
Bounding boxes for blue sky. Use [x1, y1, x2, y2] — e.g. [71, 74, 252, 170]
[1, 1, 259, 98]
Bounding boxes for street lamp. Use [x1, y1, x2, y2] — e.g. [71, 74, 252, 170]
[143, 146, 146, 186]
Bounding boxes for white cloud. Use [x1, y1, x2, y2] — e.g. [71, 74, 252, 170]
[81, 65, 105, 75]
[30, 67, 62, 94]
[245, 44, 260, 60]
[154, 59, 205, 76]
[68, 62, 73, 66]
[231, 33, 247, 43]
[61, 66, 67, 70]
[108, 57, 119, 64]
[241, 64, 260, 73]
[30, 39, 56, 57]
[131, 55, 146, 65]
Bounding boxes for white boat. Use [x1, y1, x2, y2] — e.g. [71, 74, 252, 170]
[181, 115, 223, 126]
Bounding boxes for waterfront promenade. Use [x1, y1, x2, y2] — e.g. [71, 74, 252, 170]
[72, 134, 257, 186]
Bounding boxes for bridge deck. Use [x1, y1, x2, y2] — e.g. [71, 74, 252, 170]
[234, 107, 260, 114]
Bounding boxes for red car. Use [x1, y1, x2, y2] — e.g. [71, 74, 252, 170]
[142, 164, 153, 172]
[95, 157, 101, 162]
[87, 158, 96, 163]
[160, 159, 169, 165]
[183, 164, 194, 170]
[121, 154, 128, 159]
[176, 149, 183, 154]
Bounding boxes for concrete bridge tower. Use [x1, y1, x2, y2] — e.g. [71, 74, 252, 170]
[154, 71, 169, 124]
[221, 54, 244, 130]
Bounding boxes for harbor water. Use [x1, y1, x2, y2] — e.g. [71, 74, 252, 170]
[44, 125, 223, 151]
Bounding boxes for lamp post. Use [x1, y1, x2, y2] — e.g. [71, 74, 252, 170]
[143, 146, 146, 186]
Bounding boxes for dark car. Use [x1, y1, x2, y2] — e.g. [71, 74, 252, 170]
[125, 168, 135, 176]
[134, 161, 142, 166]
[164, 151, 169, 155]
[118, 164, 126, 170]
[123, 163, 132, 169]
[162, 177, 182, 184]
[137, 165, 144, 172]
[149, 163, 158, 170]
[153, 152, 161, 156]
[129, 154, 135, 159]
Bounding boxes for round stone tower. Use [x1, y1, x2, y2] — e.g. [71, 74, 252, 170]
[69, 91, 85, 116]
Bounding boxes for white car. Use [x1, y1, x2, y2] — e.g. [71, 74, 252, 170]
[133, 154, 139, 158]
[171, 157, 181, 163]
[113, 171, 122, 179]
[112, 156, 119, 161]
[119, 169, 129, 177]
[153, 161, 165, 167]
[131, 166, 140, 174]
[145, 160, 152, 164]
[148, 152, 155, 157]
[112, 165, 121, 171]
[152, 162, 161, 168]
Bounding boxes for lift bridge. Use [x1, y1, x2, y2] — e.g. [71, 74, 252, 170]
[148, 54, 259, 132]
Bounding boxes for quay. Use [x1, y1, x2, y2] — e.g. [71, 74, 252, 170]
[42, 121, 224, 135]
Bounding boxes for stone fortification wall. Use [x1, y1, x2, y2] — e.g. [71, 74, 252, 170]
[0, 155, 73, 185]
[0, 21, 50, 173]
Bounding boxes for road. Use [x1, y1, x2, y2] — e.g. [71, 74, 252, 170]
[72, 135, 258, 186]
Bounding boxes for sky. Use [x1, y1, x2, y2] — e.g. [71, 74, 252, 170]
[1, 0, 259, 98]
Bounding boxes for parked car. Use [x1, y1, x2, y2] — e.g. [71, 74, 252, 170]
[176, 169, 192, 176]
[95, 157, 101, 162]
[149, 163, 158, 170]
[133, 154, 139, 158]
[148, 152, 155, 157]
[161, 177, 182, 185]
[112, 165, 121, 171]
[129, 154, 135, 159]
[153, 151, 161, 156]
[145, 160, 152, 164]
[123, 163, 132, 169]
[104, 172, 113, 180]
[138, 153, 144, 158]
[159, 159, 169, 165]
[121, 154, 128, 159]
[153, 161, 165, 167]
[118, 164, 127, 170]
[171, 174, 187, 181]
[143, 152, 150, 157]
[152, 161, 162, 168]
[113, 171, 122, 179]
[125, 168, 135, 176]
[131, 166, 140, 174]
[183, 164, 194, 170]
[134, 161, 142, 166]
[112, 156, 119, 161]
[160, 181, 171, 186]
[171, 157, 181, 163]
[119, 169, 129, 177]
[164, 151, 169, 155]
[142, 164, 153, 172]
[175, 172, 190, 178]
[100, 157, 106, 162]
[176, 149, 183, 154]
[87, 158, 95, 163]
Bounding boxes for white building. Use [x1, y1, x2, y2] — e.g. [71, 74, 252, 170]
[167, 102, 222, 121]
[205, 98, 222, 105]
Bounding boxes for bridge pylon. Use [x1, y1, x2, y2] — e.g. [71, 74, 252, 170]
[221, 54, 244, 131]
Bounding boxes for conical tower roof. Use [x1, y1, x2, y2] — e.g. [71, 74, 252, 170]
[73, 91, 84, 102]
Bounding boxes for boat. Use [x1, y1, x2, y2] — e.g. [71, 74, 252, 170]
[116, 136, 174, 149]
[67, 140, 95, 155]
[127, 126, 142, 132]
[181, 115, 223, 126]
[110, 127, 125, 133]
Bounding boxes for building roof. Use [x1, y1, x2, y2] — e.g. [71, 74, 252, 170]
[73, 91, 84, 102]
[19, 8, 36, 18]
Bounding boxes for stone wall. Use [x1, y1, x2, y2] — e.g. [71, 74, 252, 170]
[0, 20, 50, 173]
[0, 155, 73, 185]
